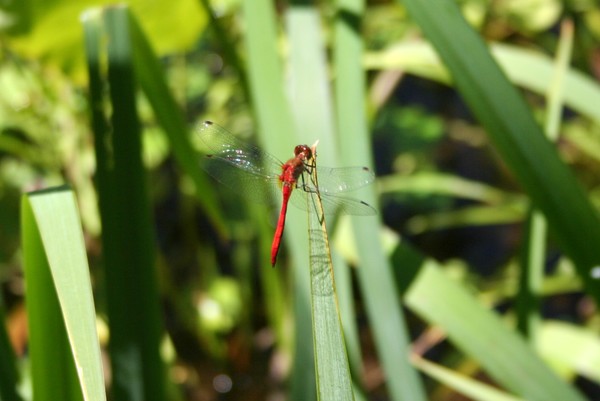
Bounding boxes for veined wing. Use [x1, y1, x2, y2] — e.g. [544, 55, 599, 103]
[200, 156, 281, 204]
[316, 193, 376, 215]
[288, 186, 376, 216]
[313, 165, 375, 194]
[197, 121, 284, 177]
[197, 121, 283, 204]
[197, 121, 376, 213]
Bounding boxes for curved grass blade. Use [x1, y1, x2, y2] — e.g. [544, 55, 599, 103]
[334, 0, 427, 399]
[378, 172, 521, 205]
[405, 262, 586, 401]
[364, 41, 600, 125]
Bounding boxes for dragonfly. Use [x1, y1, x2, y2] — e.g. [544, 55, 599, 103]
[197, 121, 376, 266]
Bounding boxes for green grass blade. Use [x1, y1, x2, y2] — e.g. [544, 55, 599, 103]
[404, 203, 525, 233]
[241, 0, 296, 155]
[516, 208, 545, 336]
[83, 6, 166, 400]
[286, 4, 337, 161]
[399, 0, 600, 303]
[285, 2, 349, 398]
[378, 172, 520, 205]
[364, 41, 600, 125]
[126, 12, 227, 235]
[241, 1, 315, 400]
[491, 43, 600, 125]
[334, 0, 427, 400]
[22, 186, 105, 401]
[412, 356, 524, 401]
[517, 21, 573, 338]
[543, 20, 573, 144]
[405, 262, 586, 401]
[538, 321, 600, 382]
[307, 184, 354, 401]
[331, 250, 362, 386]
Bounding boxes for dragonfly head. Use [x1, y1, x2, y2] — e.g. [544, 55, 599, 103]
[294, 144, 312, 161]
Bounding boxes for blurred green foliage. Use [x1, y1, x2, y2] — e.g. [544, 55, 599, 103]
[2, 0, 600, 400]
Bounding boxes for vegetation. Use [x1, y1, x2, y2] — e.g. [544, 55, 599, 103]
[1, 0, 600, 400]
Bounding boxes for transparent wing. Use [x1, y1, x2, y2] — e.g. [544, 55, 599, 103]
[196, 120, 376, 214]
[197, 121, 284, 178]
[314, 165, 375, 194]
[318, 193, 376, 215]
[200, 156, 280, 204]
[197, 121, 283, 203]
[288, 182, 376, 216]
[290, 167, 377, 216]
[290, 167, 376, 215]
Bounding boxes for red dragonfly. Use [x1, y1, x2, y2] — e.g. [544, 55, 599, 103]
[198, 121, 376, 266]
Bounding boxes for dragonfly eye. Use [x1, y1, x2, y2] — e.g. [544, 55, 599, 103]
[294, 145, 312, 160]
